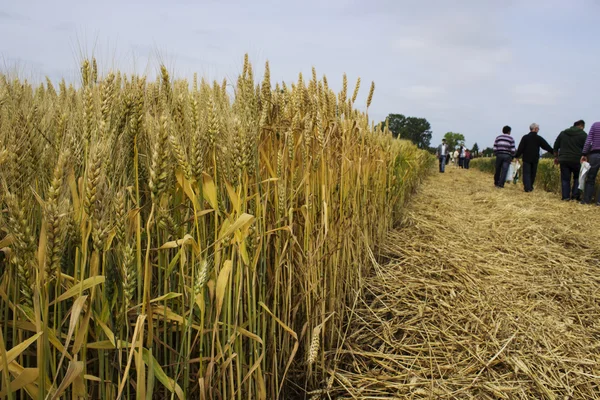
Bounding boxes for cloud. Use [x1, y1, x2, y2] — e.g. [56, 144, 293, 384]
[392, 37, 428, 51]
[402, 85, 447, 102]
[53, 21, 77, 32]
[0, 56, 45, 73]
[0, 11, 29, 21]
[1, 0, 600, 150]
[513, 83, 561, 106]
[387, 3, 514, 87]
[193, 28, 213, 37]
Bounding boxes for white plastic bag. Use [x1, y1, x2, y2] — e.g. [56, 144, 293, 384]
[579, 161, 590, 190]
[506, 163, 515, 182]
[512, 161, 521, 183]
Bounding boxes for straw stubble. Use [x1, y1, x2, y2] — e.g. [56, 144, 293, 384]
[326, 167, 600, 399]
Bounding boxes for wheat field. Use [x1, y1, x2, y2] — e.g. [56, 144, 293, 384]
[0, 55, 433, 399]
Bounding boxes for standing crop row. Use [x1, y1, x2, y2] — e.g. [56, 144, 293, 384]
[0, 55, 433, 399]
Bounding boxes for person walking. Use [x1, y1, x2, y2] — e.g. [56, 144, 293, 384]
[458, 145, 466, 168]
[436, 138, 449, 173]
[553, 120, 587, 201]
[581, 121, 600, 205]
[515, 123, 554, 192]
[464, 149, 472, 169]
[493, 125, 516, 188]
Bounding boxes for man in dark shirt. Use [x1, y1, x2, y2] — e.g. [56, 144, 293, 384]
[515, 123, 554, 192]
[553, 120, 587, 201]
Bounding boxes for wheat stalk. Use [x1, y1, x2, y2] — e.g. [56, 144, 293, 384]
[0, 55, 434, 400]
[366, 81, 375, 109]
[351, 77, 361, 104]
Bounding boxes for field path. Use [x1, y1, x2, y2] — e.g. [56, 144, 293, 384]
[329, 166, 600, 399]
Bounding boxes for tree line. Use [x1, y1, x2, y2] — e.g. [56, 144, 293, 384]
[380, 113, 489, 157]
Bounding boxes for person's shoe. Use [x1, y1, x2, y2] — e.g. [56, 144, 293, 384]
[580, 201, 590, 205]
[561, 198, 570, 201]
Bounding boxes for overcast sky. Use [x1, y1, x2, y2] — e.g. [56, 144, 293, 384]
[2, 0, 599, 148]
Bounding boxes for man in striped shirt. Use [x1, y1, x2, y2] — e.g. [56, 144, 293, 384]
[581, 121, 600, 205]
[493, 125, 516, 188]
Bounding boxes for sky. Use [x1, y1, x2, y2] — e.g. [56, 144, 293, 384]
[1, 0, 600, 149]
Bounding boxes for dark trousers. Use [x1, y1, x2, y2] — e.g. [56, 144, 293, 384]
[464, 158, 470, 169]
[559, 161, 581, 200]
[438, 155, 446, 172]
[494, 154, 512, 187]
[458, 157, 465, 168]
[522, 161, 538, 192]
[582, 153, 600, 204]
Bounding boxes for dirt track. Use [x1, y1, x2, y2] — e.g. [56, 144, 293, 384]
[327, 166, 600, 399]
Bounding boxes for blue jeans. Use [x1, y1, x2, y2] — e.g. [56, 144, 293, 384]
[582, 153, 600, 204]
[439, 155, 446, 172]
[560, 161, 581, 200]
[494, 154, 512, 187]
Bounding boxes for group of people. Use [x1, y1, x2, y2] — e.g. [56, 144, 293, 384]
[492, 121, 600, 205]
[435, 142, 472, 172]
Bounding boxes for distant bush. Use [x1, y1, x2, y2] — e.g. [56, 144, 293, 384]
[469, 157, 495, 174]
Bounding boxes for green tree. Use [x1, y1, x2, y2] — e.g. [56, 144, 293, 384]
[471, 142, 479, 157]
[382, 113, 432, 149]
[443, 132, 465, 151]
[482, 147, 494, 157]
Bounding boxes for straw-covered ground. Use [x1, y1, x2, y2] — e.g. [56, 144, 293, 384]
[324, 166, 600, 399]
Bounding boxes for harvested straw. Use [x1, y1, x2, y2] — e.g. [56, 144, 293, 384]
[317, 167, 600, 399]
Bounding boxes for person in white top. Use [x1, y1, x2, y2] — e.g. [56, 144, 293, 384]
[459, 145, 466, 168]
[436, 139, 449, 173]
